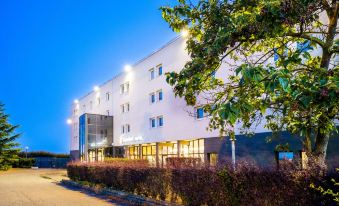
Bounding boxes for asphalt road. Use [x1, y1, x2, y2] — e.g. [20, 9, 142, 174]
[0, 168, 125, 206]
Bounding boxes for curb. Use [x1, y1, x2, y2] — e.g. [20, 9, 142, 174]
[60, 180, 181, 206]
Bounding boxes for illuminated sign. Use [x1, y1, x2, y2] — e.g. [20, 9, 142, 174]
[121, 136, 143, 144]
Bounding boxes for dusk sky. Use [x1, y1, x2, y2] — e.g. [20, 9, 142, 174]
[0, 0, 177, 153]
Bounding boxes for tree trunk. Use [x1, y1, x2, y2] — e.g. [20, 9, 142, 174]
[303, 129, 312, 154]
[313, 130, 330, 165]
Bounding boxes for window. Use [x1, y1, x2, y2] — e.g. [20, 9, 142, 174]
[125, 82, 129, 93]
[120, 82, 129, 94]
[157, 90, 163, 101]
[121, 103, 130, 113]
[97, 97, 100, 105]
[121, 104, 125, 113]
[150, 118, 156, 128]
[82, 105, 86, 112]
[196, 108, 204, 119]
[90, 101, 93, 110]
[121, 125, 125, 134]
[150, 93, 155, 103]
[157, 116, 163, 127]
[106, 92, 110, 101]
[120, 84, 124, 94]
[157, 65, 163, 76]
[106, 110, 110, 116]
[149, 68, 155, 80]
[126, 124, 130, 133]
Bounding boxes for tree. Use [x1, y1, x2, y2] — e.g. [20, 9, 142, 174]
[161, 0, 338, 165]
[0, 102, 20, 170]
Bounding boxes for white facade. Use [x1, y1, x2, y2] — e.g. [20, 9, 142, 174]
[70, 33, 337, 158]
[69, 37, 274, 153]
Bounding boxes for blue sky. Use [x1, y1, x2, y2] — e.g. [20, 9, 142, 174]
[0, 0, 177, 153]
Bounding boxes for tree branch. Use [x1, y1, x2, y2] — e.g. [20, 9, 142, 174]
[287, 32, 326, 49]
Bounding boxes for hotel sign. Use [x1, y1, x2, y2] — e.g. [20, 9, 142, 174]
[121, 136, 143, 144]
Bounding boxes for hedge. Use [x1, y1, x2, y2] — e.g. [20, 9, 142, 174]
[67, 161, 338, 206]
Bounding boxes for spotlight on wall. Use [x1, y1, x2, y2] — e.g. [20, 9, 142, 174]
[124, 64, 132, 72]
[74, 99, 79, 104]
[181, 29, 189, 38]
[67, 118, 73, 124]
[93, 86, 100, 92]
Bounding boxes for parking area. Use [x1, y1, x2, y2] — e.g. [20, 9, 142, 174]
[0, 169, 125, 206]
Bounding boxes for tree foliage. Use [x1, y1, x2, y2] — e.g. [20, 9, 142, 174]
[161, 0, 338, 163]
[0, 102, 20, 170]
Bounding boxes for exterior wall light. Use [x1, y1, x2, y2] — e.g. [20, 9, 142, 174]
[124, 64, 132, 72]
[67, 118, 73, 124]
[74, 99, 79, 104]
[93, 86, 100, 92]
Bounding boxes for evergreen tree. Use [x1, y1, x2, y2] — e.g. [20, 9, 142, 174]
[0, 102, 20, 170]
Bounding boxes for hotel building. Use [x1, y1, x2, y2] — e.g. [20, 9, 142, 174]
[69, 35, 339, 167]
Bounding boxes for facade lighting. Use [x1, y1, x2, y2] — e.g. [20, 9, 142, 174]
[67, 118, 73, 124]
[124, 64, 132, 72]
[93, 86, 100, 92]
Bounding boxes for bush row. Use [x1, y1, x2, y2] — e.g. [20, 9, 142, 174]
[67, 161, 338, 206]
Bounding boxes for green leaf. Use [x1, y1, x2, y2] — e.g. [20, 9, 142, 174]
[278, 77, 289, 92]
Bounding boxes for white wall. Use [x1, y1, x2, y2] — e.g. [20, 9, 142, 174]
[70, 80, 114, 151]
[70, 20, 334, 150]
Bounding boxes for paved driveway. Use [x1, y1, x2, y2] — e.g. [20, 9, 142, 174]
[0, 168, 125, 206]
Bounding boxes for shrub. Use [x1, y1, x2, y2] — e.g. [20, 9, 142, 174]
[103, 158, 149, 167]
[310, 168, 339, 204]
[67, 161, 337, 206]
[166, 157, 203, 168]
[12, 158, 36, 168]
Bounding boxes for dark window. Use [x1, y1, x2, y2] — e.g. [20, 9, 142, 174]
[151, 94, 155, 103]
[158, 91, 163, 101]
[158, 116, 163, 127]
[158, 66, 163, 76]
[151, 118, 156, 128]
[197, 108, 204, 119]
